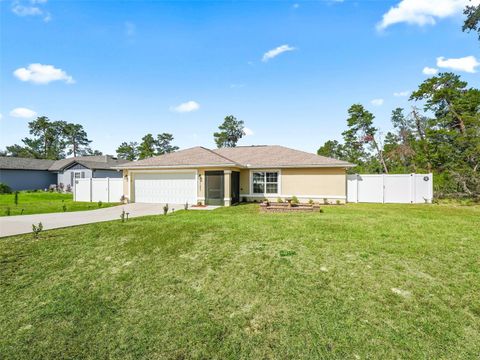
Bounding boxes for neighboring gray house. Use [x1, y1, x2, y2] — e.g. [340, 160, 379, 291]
[0, 157, 57, 191]
[50, 155, 129, 188]
[0, 155, 128, 191]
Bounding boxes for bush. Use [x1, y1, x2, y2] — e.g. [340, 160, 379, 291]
[14, 191, 19, 206]
[308, 199, 314, 205]
[5, 207, 11, 216]
[163, 204, 169, 215]
[277, 197, 284, 203]
[0, 183, 12, 194]
[98, 201, 103, 208]
[291, 196, 299, 204]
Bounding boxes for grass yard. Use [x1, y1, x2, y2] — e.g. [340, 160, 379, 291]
[0, 203, 479, 359]
[0, 191, 119, 216]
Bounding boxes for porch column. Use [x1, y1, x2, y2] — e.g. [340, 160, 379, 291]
[224, 170, 231, 206]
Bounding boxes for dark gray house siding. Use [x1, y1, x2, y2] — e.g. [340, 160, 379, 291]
[0, 169, 57, 191]
[93, 170, 122, 178]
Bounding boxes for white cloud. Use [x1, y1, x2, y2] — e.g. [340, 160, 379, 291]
[170, 100, 200, 113]
[292, 3, 300, 9]
[13, 63, 75, 84]
[436, 55, 480, 73]
[371, 98, 384, 106]
[422, 66, 438, 75]
[125, 21, 136, 37]
[262, 44, 296, 62]
[9, 107, 37, 118]
[12, 0, 51, 22]
[377, 0, 480, 30]
[393, 90, 410, 97]
[244, 127, 254, 136]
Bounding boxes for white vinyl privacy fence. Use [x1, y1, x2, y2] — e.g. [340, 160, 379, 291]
[74, 178, 123, 203]
[347, 174, 433, 204]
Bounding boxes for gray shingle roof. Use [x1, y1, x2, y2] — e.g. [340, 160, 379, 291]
[49, 155, 129, 171]
[117, 145, 354, 169]
[0, 155, 129, 171]
[0, 157, 55, 170]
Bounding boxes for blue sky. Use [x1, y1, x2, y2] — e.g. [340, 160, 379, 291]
[1, 0, 479, 156]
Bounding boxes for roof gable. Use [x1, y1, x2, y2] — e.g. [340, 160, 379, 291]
[49, 155, 129, 171]
[120, 147, 239, 168]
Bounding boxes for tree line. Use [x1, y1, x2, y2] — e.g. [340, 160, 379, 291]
[317, 5, 480, 197]
[318, 72, 479, 197]
[2, 114, 246, 161]
[3, 117, 101, 159]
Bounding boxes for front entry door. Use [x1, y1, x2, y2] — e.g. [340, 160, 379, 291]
[205, 171, 224, 206]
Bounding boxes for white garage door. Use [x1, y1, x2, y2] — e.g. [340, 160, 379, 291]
[134, 172, 197, 204]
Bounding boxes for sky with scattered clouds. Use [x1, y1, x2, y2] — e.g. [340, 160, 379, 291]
[1, 0, 479, 155]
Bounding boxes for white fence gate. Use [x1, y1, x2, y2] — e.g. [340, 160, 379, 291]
[347, 174, 433, 204]
[74, 178, 123, 203]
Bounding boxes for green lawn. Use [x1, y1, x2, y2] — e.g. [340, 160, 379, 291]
[0, 191, 119, 216]
[1, 204, 479, 359]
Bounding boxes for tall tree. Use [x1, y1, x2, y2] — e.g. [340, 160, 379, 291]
[62, 123, 92, 157]
[411, 73, 480, 195]
[343, 104, 388, 173]
[116, 142, 139, 161]
[137, 134, 156, 160]
[214, 115, 245, 148]
[8, 117, 67, 159]
[317, 140, 345, 159]
[463, 3, 480, 40]
[155, 133, 179, 155]
[383, 108, 416, 172]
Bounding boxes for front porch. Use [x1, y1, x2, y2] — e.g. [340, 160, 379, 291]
[199, 169, 240, 206]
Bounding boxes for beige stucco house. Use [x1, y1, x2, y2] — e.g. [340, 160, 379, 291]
[116, 145, 354, 206]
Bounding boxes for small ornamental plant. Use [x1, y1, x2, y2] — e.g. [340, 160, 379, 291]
[14, 191, 19, 206]
[32, 222, 43, 239]
[184, 202, 189, 210]
[291, 196, 299, 205]
[308, 199, 314, 205]
[163, 204, 169, 215]
[98, 201, 103, 208]
[62, 204, 67, 212]
[21, 209, 25, 215]
[277, 197, 284, 203]
[5, 207, 11, 216]
[336, 200, 341, 205]
[120, 209, 126, 222]
[323, 198, 329, 205]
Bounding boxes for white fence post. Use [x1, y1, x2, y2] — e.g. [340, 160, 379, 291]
[356, 174, 359, 203]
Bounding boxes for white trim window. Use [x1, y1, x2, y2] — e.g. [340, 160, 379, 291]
[252, 171, 279, 195]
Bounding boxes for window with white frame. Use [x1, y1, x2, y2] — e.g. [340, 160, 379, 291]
[252, 171, 279, 194]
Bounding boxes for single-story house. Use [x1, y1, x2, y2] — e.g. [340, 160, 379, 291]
[116, 145, 354, 206]
[0, 157, 57, 191]
[0, 155, 128, 191]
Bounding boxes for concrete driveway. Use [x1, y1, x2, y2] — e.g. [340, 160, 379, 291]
[0, 203, 190, 238]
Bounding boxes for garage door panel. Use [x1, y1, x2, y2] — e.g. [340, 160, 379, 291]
[134, 172, 197, 204]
